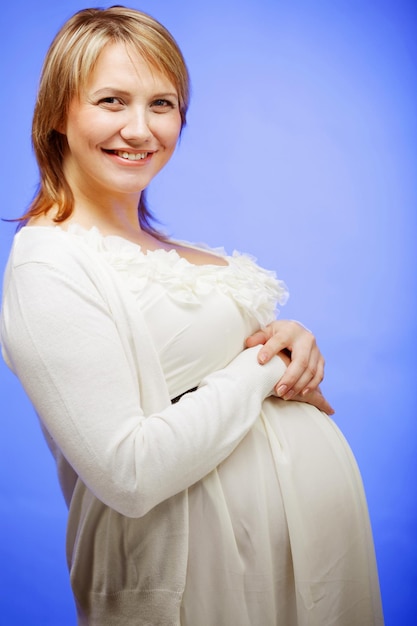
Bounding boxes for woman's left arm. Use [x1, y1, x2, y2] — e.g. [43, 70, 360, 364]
[246, 319, 334, 415]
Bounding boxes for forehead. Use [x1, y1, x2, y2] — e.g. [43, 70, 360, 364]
[85, 42, 177, 93]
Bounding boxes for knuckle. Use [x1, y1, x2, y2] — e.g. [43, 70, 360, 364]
[306, 364, 316, 377]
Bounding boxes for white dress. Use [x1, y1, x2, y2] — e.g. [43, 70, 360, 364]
[68, 226, 384, 626]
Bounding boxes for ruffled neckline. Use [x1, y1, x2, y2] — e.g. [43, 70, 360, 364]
[64, 224, 289, 326]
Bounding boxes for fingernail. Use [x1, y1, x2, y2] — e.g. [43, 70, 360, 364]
[277, 385, 287, 397]
[302, 388, 310, 397]
[283, 390, 294, 400]
[258, 351, 267, 364]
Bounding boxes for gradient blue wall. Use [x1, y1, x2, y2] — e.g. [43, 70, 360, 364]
[0, 1, 415, 624]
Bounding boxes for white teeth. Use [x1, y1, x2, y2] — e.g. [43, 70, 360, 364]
[115, 151, 148, 161]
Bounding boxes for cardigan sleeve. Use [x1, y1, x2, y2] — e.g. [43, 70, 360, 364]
[1, 259, 286, 518]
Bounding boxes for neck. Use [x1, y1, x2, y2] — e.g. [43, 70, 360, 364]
[65, 182, 145, 236]
[62, 157, 144, 234]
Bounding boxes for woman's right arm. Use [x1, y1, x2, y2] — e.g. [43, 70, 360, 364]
[1, 260, 285, 518]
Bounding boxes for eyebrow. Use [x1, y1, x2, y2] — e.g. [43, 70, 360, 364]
[91, 87, 179, 99]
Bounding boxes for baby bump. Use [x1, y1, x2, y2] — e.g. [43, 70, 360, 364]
[260, 396, 366, 510]
[260, 397, 374, 597]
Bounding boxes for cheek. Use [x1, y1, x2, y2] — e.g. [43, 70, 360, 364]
[65, 110, 109, 149]
[65, 119, 90, 150]
[156, 115, 182, 147]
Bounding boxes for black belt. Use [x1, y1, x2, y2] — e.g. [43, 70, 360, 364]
[171, 387, 198, 404]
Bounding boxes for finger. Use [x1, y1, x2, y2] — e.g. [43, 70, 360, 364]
[301, 357, 325, 394]
[256, 334, 289, 364]
[275, 348, 317, 396]
[278, 334, 324, 395]
[288, 355, 324, 397]
[293, 389, 335, 415]
[276, 363, 314, 400]
[245, 330, 268, 348]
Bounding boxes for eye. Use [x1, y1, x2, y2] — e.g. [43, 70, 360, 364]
[98, 96, 124, 109]
[151, 98, 176, 111]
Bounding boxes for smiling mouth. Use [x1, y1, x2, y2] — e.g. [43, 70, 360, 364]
[104, 149, 150, 161]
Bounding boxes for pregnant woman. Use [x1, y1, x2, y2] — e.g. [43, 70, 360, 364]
[0, 6, 383, 625]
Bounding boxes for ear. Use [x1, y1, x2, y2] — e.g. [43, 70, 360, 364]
[54, 122, 66, 135]
[52, 112, 67, 135]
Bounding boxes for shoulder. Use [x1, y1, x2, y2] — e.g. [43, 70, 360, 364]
[3, 226, 112, 301]
[8, 226, 93, 270]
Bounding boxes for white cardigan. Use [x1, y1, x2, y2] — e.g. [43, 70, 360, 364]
[1, 227, 285, 625]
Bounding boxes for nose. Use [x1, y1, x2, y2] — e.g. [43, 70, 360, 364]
[120, 106, 152, 144]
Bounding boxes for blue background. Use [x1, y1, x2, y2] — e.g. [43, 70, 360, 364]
[0, 1, 416, 624]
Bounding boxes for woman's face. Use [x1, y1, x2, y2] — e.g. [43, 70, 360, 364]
[61, 42, 182, 206]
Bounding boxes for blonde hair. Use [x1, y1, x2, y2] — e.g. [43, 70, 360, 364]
[22, 6, 190, 233]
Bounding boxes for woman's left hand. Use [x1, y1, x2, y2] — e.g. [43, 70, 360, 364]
[246, 319, 334, 414]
